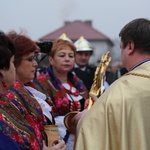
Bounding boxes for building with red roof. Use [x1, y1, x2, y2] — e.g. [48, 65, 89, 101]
[39, 20, 114, 66]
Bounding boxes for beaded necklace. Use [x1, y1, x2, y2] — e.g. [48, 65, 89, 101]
[62, 80, 80, 96]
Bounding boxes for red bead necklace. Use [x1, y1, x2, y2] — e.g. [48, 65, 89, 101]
[62, 81, 80, 96]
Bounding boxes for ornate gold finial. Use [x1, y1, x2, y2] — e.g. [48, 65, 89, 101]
[87, 51, 111, 109]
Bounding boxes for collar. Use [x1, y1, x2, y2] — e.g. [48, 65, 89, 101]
[74, 63, 86, 71]
[131, 59, 150, 70]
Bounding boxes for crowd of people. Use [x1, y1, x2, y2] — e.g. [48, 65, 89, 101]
[0, 17, 150, 150]
[74, 18, 150, 150]
[0, 31, 66, 150]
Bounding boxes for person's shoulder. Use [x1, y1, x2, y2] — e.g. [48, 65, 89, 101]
[72, 67, 80, 71]
[86, 65, 96, 74]
[87, 65, 96, 70]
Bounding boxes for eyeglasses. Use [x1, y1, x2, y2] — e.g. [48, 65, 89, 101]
[22, 56, 37, 62]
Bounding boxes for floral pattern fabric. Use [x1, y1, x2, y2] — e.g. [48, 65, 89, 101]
[0, 91, 43, 150]
[7, 81, 47, 149]
[34, 66, 89, 116]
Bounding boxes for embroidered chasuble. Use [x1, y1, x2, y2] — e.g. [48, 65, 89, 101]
[75, 63, 150, 150]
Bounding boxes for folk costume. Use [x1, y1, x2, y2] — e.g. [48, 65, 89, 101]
[8, 81, 47, 149]
[25, 81, 55, 125]
[35, 65, 88, 150]
[75, 62, 150, 150]
[0, 91, 43, 150]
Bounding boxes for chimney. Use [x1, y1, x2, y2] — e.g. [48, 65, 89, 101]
[85, 20, 92, 26]
[64, 21, 71, 25]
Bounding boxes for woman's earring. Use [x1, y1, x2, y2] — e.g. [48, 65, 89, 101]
[2, 81, 7, 88]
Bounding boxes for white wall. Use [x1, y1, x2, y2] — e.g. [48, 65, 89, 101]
[89, 41, 112, 66]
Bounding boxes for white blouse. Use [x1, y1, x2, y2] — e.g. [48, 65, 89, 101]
[25, 86, 53, 122]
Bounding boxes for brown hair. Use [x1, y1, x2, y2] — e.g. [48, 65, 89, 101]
[119, 18, 150, 53]
[49, 38, 76, 57]
[7, 31, 39, 67]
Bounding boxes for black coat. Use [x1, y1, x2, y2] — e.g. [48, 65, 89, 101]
[72, 66, 96, 92]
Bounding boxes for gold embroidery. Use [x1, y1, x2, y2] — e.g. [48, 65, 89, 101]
[125, 72, 150, 79]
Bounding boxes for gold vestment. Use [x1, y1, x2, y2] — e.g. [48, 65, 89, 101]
[74, 63, 150, 150]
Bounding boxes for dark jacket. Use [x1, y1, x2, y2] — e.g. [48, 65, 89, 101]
[72, 65, 96, 92]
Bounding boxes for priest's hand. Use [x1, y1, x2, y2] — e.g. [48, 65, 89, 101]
[73, 109, 88, 125]
[84, 93, 98, 109]
[42, 140, 66, 150]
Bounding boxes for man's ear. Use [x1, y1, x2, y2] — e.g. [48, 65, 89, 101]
[128, 41, 135, 54]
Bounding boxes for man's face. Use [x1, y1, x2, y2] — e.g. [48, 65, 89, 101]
[75, 51, 91, 67]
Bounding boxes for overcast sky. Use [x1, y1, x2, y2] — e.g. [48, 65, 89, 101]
[1, 0, 150, 40]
